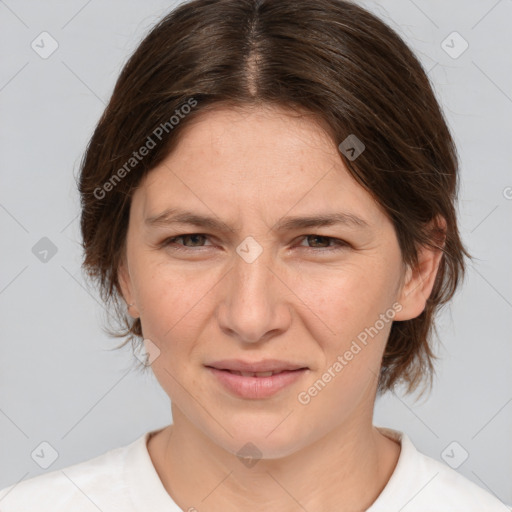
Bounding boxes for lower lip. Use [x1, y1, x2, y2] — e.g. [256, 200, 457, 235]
[207, 367, 307, 399]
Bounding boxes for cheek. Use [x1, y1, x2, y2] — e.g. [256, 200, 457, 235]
[297, 273, 394, 414]
[298, 260, 399, 389]
[134, 263, 215, 402]
[301, 259, 399, 338]
[133, 258, 218, 347]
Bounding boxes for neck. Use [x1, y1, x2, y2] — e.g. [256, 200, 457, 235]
[148, 410, 400, 512]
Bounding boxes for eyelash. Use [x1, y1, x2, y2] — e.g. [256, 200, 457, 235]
[160, 233, 349, 253]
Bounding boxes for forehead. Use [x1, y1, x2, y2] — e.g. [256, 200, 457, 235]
[133, 105, 385, 228]
[167, 104, 338, 174]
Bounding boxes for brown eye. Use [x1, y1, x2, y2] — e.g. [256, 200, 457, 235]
[306, 235, 330, 248]
[299, 235, 348, 250]
[162, 233, 212, 249]
[179, 234, 208, 247]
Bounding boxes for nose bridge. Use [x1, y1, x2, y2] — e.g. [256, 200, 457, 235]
[217, 237, 290, 343]
[233, 239, 272, 296]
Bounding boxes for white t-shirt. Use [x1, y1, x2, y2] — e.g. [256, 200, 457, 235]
[0, 426, 509, 511]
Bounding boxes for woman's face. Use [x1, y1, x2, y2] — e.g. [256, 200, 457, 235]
[119, 105, 426, 458]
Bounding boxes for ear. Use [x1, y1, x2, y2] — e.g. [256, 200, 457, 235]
[394, 217, 446, 321]
[118, 258, 140, 319]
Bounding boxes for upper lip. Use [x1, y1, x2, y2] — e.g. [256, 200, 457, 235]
[205, 359, 308, 373]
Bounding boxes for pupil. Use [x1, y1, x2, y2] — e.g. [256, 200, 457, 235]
[309, 235, 328, 247]
[186, 234, 204, 246]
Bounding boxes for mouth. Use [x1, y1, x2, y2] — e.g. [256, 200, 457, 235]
[212, 369, 304, 377]
[205, 362, 309, 399]
[205, 358, 309, 374]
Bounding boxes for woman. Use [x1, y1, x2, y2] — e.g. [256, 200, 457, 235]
[0, 0, 508, 510]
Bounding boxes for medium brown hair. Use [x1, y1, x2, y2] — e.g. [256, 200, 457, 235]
[79, 0, 469, 395]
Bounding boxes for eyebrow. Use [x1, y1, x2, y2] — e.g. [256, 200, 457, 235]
[144, 208, 370, 232]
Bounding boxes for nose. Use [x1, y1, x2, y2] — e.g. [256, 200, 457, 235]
[216, 244, 292, 344]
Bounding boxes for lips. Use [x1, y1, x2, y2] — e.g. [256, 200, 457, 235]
[205, 359, 309, 399]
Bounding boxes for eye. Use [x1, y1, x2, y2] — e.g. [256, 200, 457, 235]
[159, 233, 349, 253]
[161, 233, 213, 249]
[297, 235, 349, 251]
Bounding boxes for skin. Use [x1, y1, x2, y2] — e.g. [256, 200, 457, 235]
[118, 104, 444, 512]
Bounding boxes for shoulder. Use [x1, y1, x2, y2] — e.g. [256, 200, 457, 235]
[411, 447, 508, 510]
[370, 427, 510, 512]
[0, 434, 145, 512]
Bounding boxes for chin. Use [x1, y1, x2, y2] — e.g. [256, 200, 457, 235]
[208, 415, 312, 461]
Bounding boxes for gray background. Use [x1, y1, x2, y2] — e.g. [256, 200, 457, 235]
[0, 0, 511, 506]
